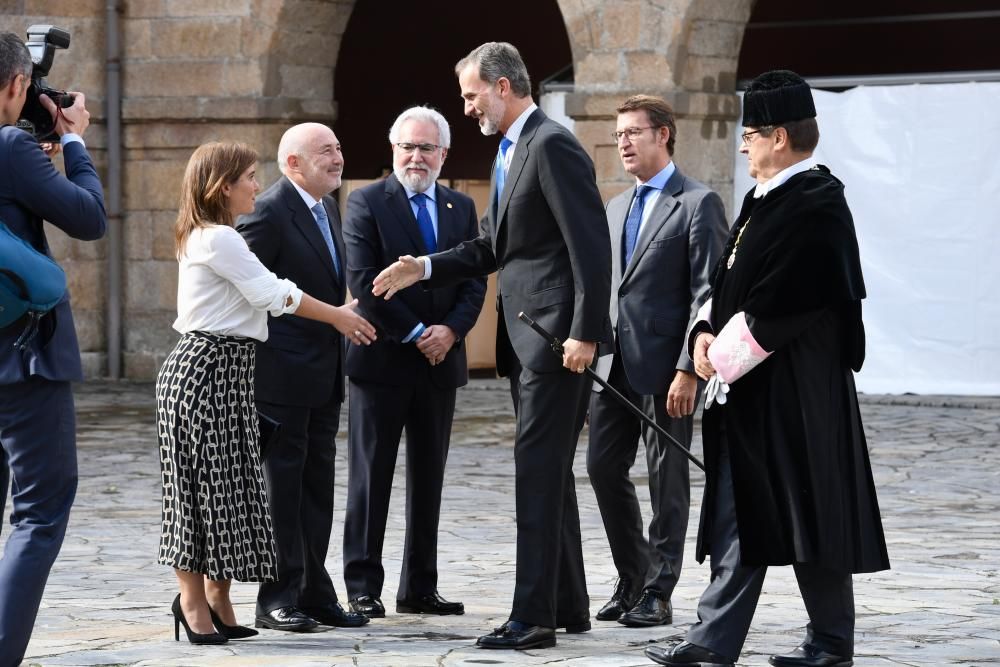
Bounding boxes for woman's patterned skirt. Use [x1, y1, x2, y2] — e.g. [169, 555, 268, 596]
[156, 331, 276, 581]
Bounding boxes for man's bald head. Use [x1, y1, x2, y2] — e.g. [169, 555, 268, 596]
[277, 123, 344, 199]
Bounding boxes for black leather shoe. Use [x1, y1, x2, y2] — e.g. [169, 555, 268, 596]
[396, 591, 464, 615]
[560, 620, 591, 633]
[619, 588, 672, 627]
[476, 620, 556, 650]
[349, 594, 385, 618]
[645, 641, 734, 665]
[769, 644, 853, 667]
[596, 577, 637, 621]
[301, 602, 370, 627]
[254, 606, 318, 632]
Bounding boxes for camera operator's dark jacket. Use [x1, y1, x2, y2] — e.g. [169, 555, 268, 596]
[0, 126, 106, 384]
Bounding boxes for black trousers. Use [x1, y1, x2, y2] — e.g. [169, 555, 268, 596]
[256, 393, 342, 613]
[687, 429, 855, 660]
[587, 354, 693, 598]
[343, 378, 456, 600]
[509, 365, 592, 628]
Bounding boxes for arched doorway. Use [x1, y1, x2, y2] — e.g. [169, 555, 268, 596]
[332, 1, 575, 370]
[333, 1, 574, 180]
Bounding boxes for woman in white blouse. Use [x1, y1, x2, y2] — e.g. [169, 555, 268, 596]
[155, 141, 375, 644]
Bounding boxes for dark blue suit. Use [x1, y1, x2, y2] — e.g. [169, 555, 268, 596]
[237, 176, 349, 614]
[341, 175, 485, 601]
[0, 126, 106, 664]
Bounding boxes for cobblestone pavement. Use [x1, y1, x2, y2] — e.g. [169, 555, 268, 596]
[4, 379, 999, 666]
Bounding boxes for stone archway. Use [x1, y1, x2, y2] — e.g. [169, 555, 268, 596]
[560, 0, 753, 205]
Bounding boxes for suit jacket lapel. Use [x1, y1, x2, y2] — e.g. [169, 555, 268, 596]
[434, 182, 458, 251]
[622, 168, 684, 283]
[283, 178, 341, 287]
[385, 175, 431, 255]
[495, 108, 543, 240]
[325, 197, 345, 290]
[608, 188, 632, 282]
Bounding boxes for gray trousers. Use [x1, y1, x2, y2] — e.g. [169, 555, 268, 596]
[587, 354, 693, 598]
[687, 432, 855, 661]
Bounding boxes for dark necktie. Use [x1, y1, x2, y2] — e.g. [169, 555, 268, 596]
[623, 184, 651, 268]
[495, 136, 513, 208]
[311, 202, 341, 277]
[410, 193, 437, 254]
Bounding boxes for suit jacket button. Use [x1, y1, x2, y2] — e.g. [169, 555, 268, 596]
[498, 264, 504, 271]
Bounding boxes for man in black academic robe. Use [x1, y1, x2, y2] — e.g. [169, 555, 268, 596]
[646, 70, 889, 667]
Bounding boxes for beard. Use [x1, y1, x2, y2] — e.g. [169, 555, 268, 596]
[478, 98, 505, 136]
[394, 161, 441, 193]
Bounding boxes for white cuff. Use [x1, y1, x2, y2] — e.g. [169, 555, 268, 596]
[60, 133, 84, 147]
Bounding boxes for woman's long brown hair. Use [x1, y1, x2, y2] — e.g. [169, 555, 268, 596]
[174, 141, 258, 258]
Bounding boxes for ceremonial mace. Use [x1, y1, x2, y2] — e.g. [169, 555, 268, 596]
[518, 312, 705, 472]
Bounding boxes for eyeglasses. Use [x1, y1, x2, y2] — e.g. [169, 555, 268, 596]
[611, 126, 658, 142]
[395, 142, 442, 155]
[740, 127, 774, 144]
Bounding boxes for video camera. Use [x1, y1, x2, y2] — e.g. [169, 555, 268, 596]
[16, 25, 74, 142]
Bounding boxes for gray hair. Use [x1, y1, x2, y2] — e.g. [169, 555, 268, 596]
[0, 33, 32, 89]
[455, 42, 531, 98]
[388, 106, 451, 148]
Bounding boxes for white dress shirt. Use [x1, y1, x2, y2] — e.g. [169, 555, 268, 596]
[631, 160, 676, 236]
[753, 156, 817, 199]
[173, 224, 302, 341]
[498, 102, 538, 174]
[420, 103, 539, 281]
[402, 182, 438, 342]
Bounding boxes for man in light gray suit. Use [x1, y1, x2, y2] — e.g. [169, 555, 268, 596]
[588, 95, 728, 628]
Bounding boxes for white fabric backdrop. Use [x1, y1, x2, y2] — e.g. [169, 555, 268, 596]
[734, 82, 1000, 395]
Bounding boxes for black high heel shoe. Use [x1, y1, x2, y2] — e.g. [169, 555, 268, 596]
[171, 594, 228, 644]
[209, 605, 259, 639]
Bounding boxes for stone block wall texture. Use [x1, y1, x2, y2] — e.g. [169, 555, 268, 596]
[1, 2, 109, 375]
[560, 0, 753, 214]
[2, 0, 751, 378]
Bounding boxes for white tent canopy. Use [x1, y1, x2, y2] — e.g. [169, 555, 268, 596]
[733, 82, 1000, 395]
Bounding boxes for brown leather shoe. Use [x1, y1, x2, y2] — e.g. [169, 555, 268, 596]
[619, 588, 672, 627]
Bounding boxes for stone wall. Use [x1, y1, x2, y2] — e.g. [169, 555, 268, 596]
[2, 0, 752, 379]
[559, 0, 752, 208]
[1, 1, 109, 375]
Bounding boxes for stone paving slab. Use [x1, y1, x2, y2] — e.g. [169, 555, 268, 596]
[3, 380, 999, 666]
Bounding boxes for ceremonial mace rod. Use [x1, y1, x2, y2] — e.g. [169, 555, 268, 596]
[518, 311, 705, 472]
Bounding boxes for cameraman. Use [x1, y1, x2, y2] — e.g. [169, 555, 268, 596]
[0, 32, 105, 663]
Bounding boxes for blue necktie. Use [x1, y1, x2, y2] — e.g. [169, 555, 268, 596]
[623, 184, 651, 268]
[495, 136, 513, 208]
[410, 193, 437, 253]
[311, 202, 341, 277]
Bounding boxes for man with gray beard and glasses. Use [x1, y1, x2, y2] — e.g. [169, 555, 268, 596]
[341, 106, 486, 619]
